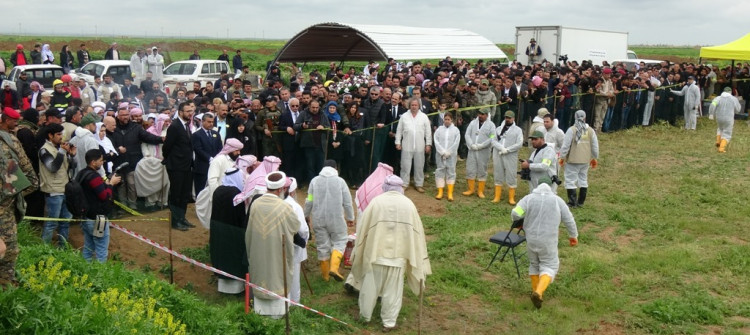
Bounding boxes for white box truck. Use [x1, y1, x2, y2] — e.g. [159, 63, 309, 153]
[515, 26, 635, 65]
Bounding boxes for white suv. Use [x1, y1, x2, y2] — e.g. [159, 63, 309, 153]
[71, 60, 132, 86]
[162, 60, 230, 91]
[4, 64, 64, 91]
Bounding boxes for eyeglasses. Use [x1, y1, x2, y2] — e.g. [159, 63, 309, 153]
[289, 104, 299, 107]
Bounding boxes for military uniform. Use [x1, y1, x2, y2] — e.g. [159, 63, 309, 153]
[0, 130, 39, 285]
[255, 107, 283, 158]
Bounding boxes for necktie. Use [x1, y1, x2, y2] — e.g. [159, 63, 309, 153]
[293, 112, 298, 123]
[392, 106, 397, 131]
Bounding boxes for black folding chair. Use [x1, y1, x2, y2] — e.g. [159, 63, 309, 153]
[486, 218, 526, 278]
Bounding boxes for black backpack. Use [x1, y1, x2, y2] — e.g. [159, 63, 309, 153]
[65, 170, 93, 219]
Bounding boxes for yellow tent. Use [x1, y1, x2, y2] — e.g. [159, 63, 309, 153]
[700, 33, 750, 60]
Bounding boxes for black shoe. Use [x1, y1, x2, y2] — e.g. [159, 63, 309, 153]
[171, 222, 189, 231]
[566, 189, 578, 208]
[578, 187, 588, 206]
[181, 219, 196, 228]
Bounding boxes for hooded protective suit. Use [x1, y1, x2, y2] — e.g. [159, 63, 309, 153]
[511, 183, 577, 278]
[492, 120, 523, 187]
[304, 166, 355, 260]
[464, 116, 495, 180]
[528, 143, 558, 192]
[671, 82, 701, 130]
[708, 91, 741, 141]
[433, 123, 460, 187]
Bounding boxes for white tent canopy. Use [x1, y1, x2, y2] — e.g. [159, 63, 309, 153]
[271, 22, 507, 63]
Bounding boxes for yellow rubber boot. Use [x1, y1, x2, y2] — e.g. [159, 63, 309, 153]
[715, 135, 721, 147]
[447, 184, 455, 201]
[508, 188, 517, 205]
[530, 275, 540, 291]
[329, 250, 345, 281]
[719, 139, 727, 153]
[477, 181, 486, 199]
[435, 187, 444, 200]
[531, 274, 552, 309]
[320, 260, 330, 282]
[462, 179, 475, 196]
[492, 186, 502, 203]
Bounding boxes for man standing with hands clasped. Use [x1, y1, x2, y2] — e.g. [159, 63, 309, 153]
[395, 98, 432, 193]
[511, 175, 578, 309]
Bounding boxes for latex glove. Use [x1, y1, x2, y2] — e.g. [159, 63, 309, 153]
[500, 147, 508, 155]
[471, 144, 478, 150]
[569, 237, 578, 247]
[559, 158, 565, 166]
[443, 153, 450, 160]
[590, 159, 598, 169]
[708, 114, 714, 120]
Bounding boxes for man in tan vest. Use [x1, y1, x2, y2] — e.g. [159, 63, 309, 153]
[38, 123, 76, 246]
[559, 110, 599, 208]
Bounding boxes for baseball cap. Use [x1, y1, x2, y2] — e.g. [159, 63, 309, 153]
[529, 130, 545, 139]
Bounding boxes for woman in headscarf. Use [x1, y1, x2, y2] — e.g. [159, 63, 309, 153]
[209, 168, 250, 294]
[341, 102, 369, 188]
[95, 121, 118, 175]
[324, 101, 347, 168]
[226, 116, 255, 156]
[133, 114, 171, 211]
[41, 44, 54, 64]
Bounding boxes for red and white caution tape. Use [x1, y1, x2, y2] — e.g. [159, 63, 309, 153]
[108, 222, 358, 330]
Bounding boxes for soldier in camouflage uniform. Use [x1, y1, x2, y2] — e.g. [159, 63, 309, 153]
[255, 97, 283, 159]
[459, 81, 480, 160]
[0, 108, 40, 286]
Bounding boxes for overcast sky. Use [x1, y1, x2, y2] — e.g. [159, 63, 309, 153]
[2, 0, 746, 46]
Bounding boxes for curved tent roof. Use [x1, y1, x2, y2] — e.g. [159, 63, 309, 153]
[700, 33, 750, 60]
[272, 22, 507, 63]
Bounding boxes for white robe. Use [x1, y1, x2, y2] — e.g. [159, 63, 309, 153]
[195, 154, 235, 229]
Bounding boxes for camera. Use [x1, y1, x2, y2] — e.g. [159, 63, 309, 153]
[551, 175, 562, 186]
[113, 162, 130, 177]
[558, 54, 569, 62]
[518, 168, 531, 181]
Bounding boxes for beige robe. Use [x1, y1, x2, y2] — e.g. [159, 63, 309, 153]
[350, 191, 431, 295]
[245, 193, 298, 301]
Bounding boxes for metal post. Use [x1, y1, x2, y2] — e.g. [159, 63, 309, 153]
[281, 237, 290, 334]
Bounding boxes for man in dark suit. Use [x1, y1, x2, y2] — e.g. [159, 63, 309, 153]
[192, 113, 223, 194]
[120, 78, 139, 103]
[278, 97, 301, 180]
[162, 102, 195, 231]
[382, 92, 406, 175]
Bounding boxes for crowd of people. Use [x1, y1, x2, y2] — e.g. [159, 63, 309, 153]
[0, 40, 747, 327]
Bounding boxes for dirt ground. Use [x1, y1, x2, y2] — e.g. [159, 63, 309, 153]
[62, 185, 453, 333]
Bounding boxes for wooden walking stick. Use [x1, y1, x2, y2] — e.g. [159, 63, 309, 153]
[301, 260, 313, 295]
[418, 279, 424, 335]
[281, 237, 291, 335]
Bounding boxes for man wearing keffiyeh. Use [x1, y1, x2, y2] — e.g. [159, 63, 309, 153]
[559, 110, 599, 208]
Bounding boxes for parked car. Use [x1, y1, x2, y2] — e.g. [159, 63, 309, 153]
[162, 60, 230, 91]
[71, 60, 132, 86]
[3, 64, 64, 91]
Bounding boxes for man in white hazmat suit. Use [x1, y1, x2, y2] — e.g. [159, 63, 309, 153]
[433, 112, 460, 201]
[129, 49, 145, 85]
[670, 75, 702, 130]
[304, 160, 355, 282]
[542, 114, 565, 155]
[351, 175, 431, 331]
[491, 110, 523, 205]
[395, 98, 433, 193]
[522, 130, 559, 193]
[462, 108, 495, 199]
[511, 175, 578, 309]
[147, 47, 164, 85]
[708, 87, 741, 153]
[559, 110, 599, 208]
[284, 177, 309, 303]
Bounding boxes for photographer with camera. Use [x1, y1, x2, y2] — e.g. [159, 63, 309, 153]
[559, 110, 599, 208]
[521, 130, 559, 193]
[78, 149, 122, 262]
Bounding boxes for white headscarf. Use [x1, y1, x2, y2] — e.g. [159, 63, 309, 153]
[95, 122, 117, 155]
